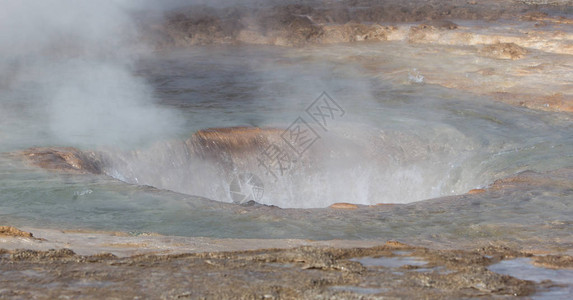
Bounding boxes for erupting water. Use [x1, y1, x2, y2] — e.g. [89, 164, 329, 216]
[4, 46, 573, 211]
[76, 48, 570, 209]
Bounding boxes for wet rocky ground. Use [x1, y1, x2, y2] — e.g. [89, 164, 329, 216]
[0, 240, 553, 299]
[150, 0, 571, 48]
[141, 0, 572, 114]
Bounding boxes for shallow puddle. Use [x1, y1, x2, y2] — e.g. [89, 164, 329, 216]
[352, 256, 428, 268]
[329, 286, 387, 295]
[488, 258, 573, 299]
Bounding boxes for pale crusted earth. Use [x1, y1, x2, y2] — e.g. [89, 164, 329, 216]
[146, 0, 572, 113]
[0, 236, 551, 299]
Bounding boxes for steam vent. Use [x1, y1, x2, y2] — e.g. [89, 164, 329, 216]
[1, 0, 572, 298]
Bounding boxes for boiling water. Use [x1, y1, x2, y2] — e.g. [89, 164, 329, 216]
[1, 45, 572, 237]
[99, 46, 573, 208]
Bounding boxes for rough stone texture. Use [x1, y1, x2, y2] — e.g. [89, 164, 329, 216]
[0, 226, 33, 238]
[478, 42, 528, 60]
[321, 23, 392, 43]
[0, 242, 538, 299]
[533, 255, 573, 268]
[148, 0, 571, 48]
[141, 0, 573, 114]
[18, 147, 103, 174]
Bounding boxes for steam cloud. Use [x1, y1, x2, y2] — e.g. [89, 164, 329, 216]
[0, 0, 183, 148]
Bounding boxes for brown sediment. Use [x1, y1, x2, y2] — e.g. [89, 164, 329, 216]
[478, 43, 528, 60]
[7, 248, 78, 262]
[486, 169, 573, 193]
[492, 92, 573, 113]
[531, 15, 573, 24]
[189, 127, 283, 155]
[150, 0, 572, 48]
[468, 188, 486, 194]
[423, 20, 459, 30]
[0, 242, 538, 299]
[490, 170, 555, 190]
[532, 255, 573, 269]
[329, 202, 359, 209]
[17, 147, 103, 174]
[407, 21, 460, 43]
[384, 240, 412, 248]
[186, 127, 288, 172]
[0, 226, 34, 238]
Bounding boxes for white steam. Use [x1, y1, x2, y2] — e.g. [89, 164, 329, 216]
[0, 0, 182, 148]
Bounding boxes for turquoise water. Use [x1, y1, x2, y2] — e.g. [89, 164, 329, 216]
[1, 45, 572, 239]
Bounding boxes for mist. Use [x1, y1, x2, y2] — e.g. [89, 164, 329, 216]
[0, 0, 184, 149]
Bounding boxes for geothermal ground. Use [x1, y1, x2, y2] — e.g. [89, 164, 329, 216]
[1, 0, 573, 299]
